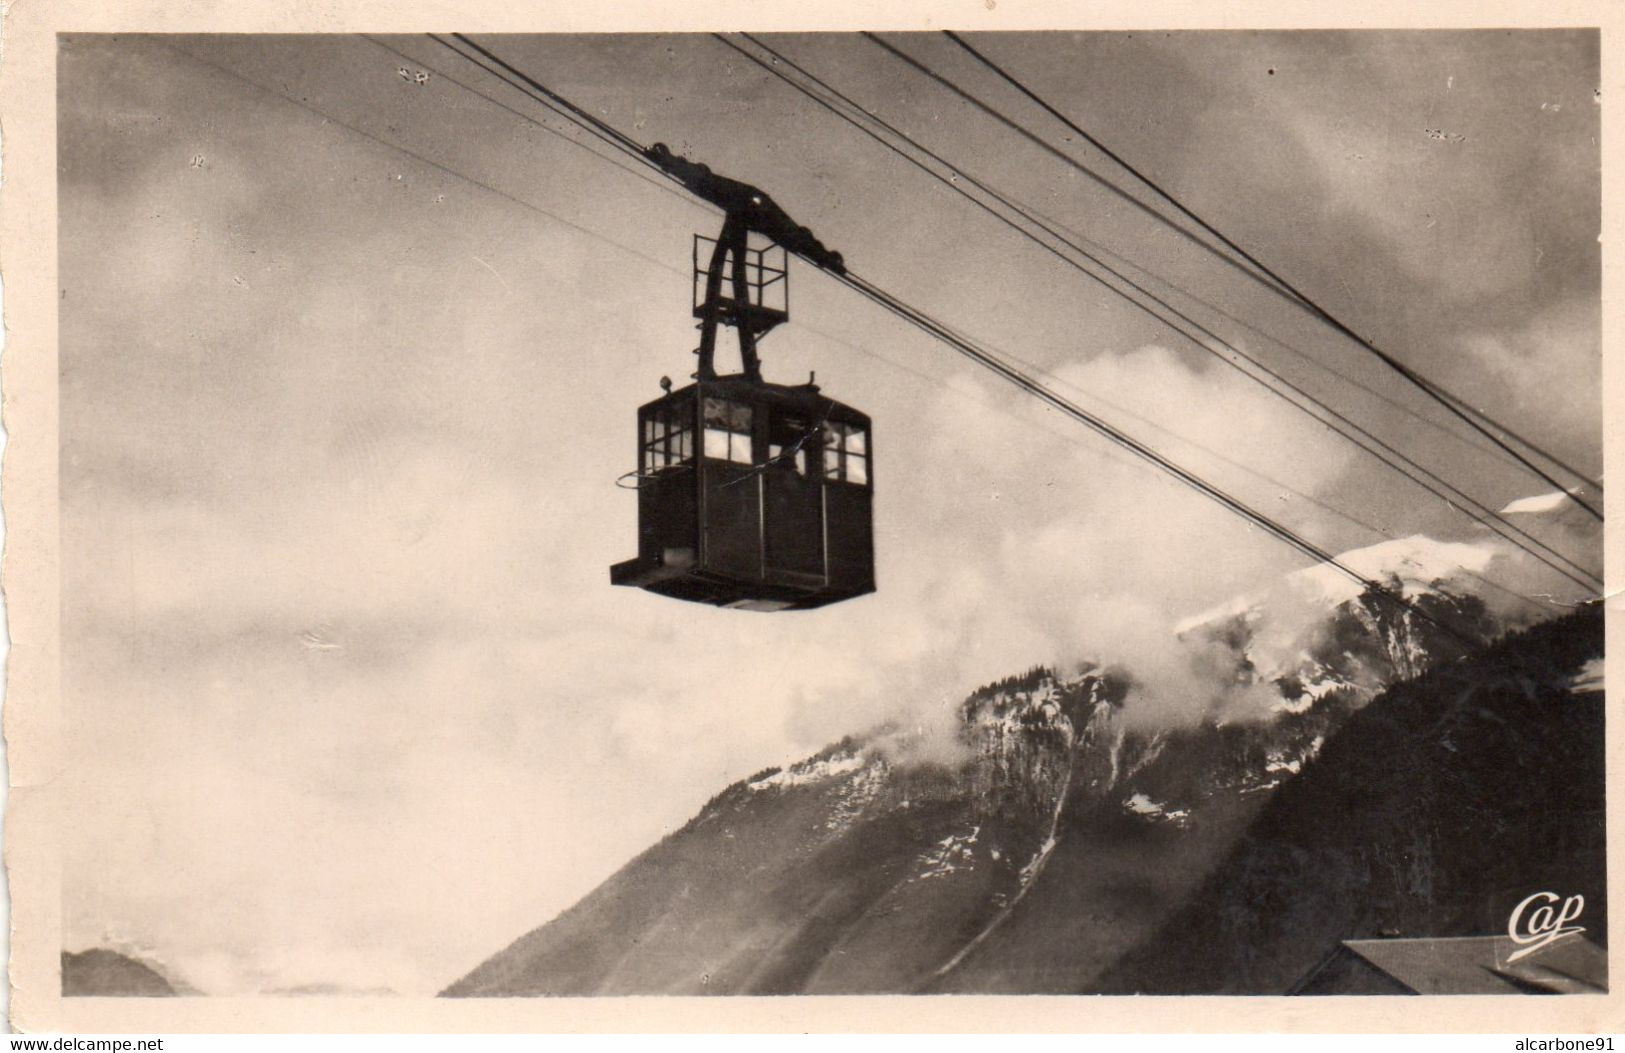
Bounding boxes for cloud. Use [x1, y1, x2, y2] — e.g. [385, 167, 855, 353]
[1459, 297, 1602, 466]
[837, 342, 1362, 731]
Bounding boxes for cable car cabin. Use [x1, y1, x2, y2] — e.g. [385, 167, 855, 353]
[610, 376, 874, 611]
[611, 144, 871, 611]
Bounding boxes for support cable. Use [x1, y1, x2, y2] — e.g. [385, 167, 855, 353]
[433, 33, 1596, 613]
[831, 269, 1490, 647]
[175, 34, 1573, 641]
[716, 34, 1599, 591]
[402, 29, 1574, 613]
[366, 35, 712, 218]
[872, 31, 1603, 514]
[728, 35, 1545, 478]
[943, 29, 1603, 497]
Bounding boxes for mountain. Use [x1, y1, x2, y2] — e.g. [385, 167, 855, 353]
[1097, 603, 1606, 993]
[445, 534, 1603, 996]
[62, 948, 180, 997]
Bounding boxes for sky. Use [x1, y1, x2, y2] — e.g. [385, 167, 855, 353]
[57, 30, 1600, 995]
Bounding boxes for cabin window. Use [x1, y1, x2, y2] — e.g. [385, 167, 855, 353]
[822, 421, 869, 485]
[703, 397, 754, 465]
[641, 403, 694, 473]
[768, 413, 812, 476]
[768, 445, 808, 475]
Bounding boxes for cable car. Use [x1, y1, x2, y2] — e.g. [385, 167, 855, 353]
[610, 145, 875, 611]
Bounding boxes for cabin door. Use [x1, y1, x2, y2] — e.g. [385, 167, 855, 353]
[762, 410, 826, 580]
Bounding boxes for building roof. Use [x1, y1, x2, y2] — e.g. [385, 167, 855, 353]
[1337, 935, 1607, 995]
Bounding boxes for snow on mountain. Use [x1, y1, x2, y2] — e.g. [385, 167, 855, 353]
[1570, 656, 1605, 695]
[1123, 793, 1190, 825]
[1291, 535, 1498, 605]
[1173, 532, 1498, 637]
[1164, 527, 1508, 726]
[747, 751, 868, 791]
[1499, 489, 1576, 515]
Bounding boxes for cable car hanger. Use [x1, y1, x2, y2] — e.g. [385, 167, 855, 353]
[644, 142, 845, 384]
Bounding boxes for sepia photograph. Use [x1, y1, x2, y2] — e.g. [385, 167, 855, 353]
[3, 2, 1618, 1034]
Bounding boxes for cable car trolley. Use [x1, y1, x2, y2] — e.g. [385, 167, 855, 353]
[610, 145, 875, 612]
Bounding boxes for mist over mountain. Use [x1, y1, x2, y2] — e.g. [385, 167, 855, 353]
[446, 510, 1604, 996]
